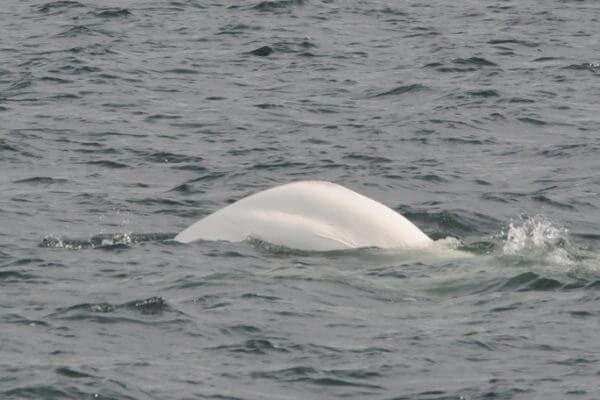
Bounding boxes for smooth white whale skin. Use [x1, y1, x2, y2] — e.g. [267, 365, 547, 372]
[175, 181, 432, 251]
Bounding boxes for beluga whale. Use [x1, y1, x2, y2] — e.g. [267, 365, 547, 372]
[175, 181, 433, 251]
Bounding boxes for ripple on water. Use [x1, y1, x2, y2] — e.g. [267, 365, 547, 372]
[90, 8, 132, 18]
[144, 151, 203, 164]
[2, 386, 91, 400]
[248, 45, 274, 57]
[49, 296, 186, 324]
[85, 160, 129, 169]
[368, 84, 429, 98]
[564, 63, 600, 73]
[498, 272, 564, 291]
[404, 209, 501, 239]
[0, 270, 41, 283]
[55, 367, 95, 378]
[466, 89, 500, 98]
[253, 0, 305, 12]
[14, 177, 68, 186]
[1, 313, 50, 326]
[38, 1, 85, 14]
[40, 232, 176, 249]
[55, 25, 101, 38]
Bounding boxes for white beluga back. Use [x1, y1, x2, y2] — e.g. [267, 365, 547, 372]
[175, 181, 432, 251]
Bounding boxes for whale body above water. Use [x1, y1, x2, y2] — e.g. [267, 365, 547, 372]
[175, 181, 432, 251]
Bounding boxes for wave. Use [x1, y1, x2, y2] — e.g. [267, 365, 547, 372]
[501, 214, 572, 265]
[38, 214, 599, 288]
[40, 232, 175, 249]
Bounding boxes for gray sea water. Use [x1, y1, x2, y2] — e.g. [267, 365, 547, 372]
[2, 1, 600, 399]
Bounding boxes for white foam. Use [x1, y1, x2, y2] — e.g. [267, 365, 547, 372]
[502, 215, 572, 266]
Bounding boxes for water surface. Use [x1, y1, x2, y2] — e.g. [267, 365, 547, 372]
[1, 1, 599, 399]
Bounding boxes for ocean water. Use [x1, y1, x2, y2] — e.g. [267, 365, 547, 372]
[1, 0, 600, 399]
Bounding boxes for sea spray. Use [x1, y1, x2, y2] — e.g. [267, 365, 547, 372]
[502, 215, 572, 266]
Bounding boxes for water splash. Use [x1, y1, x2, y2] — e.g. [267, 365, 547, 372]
[41, 232, 176, 249]
[502, 215, 572, 266]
